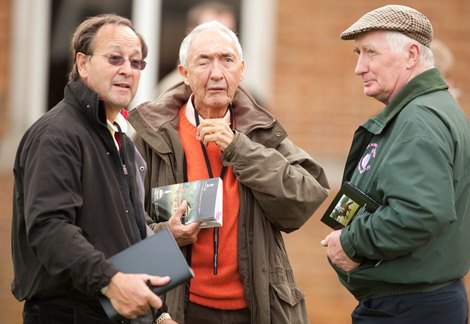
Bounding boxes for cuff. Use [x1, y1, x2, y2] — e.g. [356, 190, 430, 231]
[340, 228, 365, 264]
[155, 312, 172, 324]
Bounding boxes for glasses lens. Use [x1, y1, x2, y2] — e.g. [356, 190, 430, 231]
[98, 54, 146, 70]
[130, 59, 146, 70]
[108, 55, 126, 66]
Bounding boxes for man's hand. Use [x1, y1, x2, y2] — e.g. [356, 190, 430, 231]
[168, 200, 201, 246]
[196, 118, 234, 151]
[321, 229, 360, 272]
[103, 272, 170, 319]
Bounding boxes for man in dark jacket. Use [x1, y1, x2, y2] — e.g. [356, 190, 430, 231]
[321, 5, 470, 323]
[11, 14, 176, 323]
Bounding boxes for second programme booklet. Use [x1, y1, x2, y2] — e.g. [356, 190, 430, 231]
[321, 181, 380, 229]
[151, 178, 223, 228]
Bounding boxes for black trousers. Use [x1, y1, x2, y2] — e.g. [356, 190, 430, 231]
[23, 300, 130, 324]
[352, 280, 469, 324]
[186, 301, 251, 324]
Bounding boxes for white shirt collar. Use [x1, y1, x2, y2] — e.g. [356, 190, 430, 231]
[111, 112, 128, 133]
[107, 112, 128, 149]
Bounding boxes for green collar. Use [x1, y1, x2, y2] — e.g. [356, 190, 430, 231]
[363, 68, 448, 134]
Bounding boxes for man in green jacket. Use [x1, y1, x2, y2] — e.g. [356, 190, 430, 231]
[321, 5, 470, 323]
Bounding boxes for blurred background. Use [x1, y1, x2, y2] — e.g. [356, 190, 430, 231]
[0, 0, 469, 323]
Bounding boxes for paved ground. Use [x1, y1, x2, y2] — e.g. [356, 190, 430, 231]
[1, 170, 469, 323]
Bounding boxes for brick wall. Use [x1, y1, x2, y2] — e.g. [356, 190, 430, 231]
[0, 1, 469, 323]
[1, 1, 468, 155]
[273, 0, 470, 161]
[0, 0, 11, 138]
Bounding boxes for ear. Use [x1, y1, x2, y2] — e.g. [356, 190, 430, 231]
[178, 64, 190, 86]
[76, 52, 89, 79]
[239, 60, 245, 81]
[406, 43, 420, 69]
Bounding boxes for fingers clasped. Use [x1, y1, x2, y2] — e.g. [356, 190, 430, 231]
[196, 119, 234, 150]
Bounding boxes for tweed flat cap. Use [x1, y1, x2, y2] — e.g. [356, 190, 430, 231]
[340, 5, 433, 47]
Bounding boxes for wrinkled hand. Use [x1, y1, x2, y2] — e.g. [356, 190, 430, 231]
[103, 272, 170, 319]
[196, 118, 234, 151]
[321, 230, 360, 272]
[168, 200, 201, 246]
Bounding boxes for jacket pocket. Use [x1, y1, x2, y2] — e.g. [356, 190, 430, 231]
[270, 282, 305, 306]
[269, 282, 308, 324]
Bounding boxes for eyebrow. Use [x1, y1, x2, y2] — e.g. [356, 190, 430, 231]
[196, 52, 235, 60]
[105, 45, 142, 57]
[353, 44, 376, 54]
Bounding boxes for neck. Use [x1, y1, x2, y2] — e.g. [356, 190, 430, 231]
[383, 66, 429, 105]
[194, 103, 230, 119]
[106, 107, 121, 123]
[196, 108, 228, 119]
[191, 97, 229, 119]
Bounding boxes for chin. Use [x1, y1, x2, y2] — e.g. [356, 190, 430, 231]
[208, 98, 230, 108]
[113, 95, 132, 106]
[364, 88, 378, 98]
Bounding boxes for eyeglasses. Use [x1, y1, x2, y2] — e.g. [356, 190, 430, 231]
[89, 54, 147, 71]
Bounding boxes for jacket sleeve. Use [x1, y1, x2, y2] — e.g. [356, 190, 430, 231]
[223, 131, 329, 232]
[341, 113, 456, 262]
[22, 134, 117, 294]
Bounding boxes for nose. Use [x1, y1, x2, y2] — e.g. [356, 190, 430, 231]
[209, 60, 224, 80]
[354, 55, 367, 76]
[118, 59, 133, 75]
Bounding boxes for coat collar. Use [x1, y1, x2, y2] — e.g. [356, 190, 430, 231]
[129, 82, 276, 133]
[363, 68, 448, 134]
[64, 79, 108, 126]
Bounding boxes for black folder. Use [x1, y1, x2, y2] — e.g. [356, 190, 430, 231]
[99, 226, 194, 320]
[321, 181, 380, 229]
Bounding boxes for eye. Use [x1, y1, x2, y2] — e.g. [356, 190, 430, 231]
[130, 59, 146, 70]
[108, 55, 125, 66]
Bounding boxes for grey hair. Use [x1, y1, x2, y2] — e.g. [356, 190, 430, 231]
[178, 20, 243, 67]
[384, 31, 434, 69]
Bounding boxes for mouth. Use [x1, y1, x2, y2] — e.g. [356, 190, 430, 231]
[114, 82, 131, 89]
[207, 86, 226, 92]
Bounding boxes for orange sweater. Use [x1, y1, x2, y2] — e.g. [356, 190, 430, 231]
[179, 105, 247, 310]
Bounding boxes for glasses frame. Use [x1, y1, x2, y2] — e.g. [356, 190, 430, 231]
[87, 53, 147, 71]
